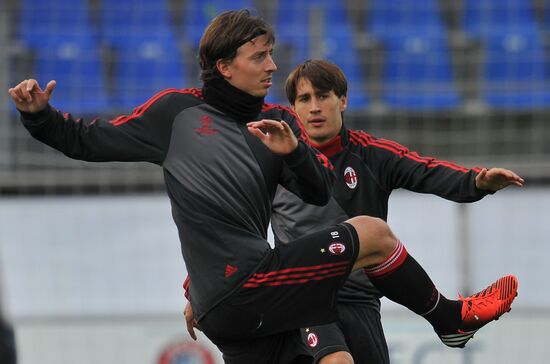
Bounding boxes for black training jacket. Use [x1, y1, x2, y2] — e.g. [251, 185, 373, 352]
[19, 88, 334, 319]
[271, 125, 490, 310]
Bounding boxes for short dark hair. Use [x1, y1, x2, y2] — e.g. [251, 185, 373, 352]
[285, 60, 348, 105]
[199, 9, 275, 83]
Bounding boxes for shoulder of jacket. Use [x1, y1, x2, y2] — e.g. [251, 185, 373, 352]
[261, 102, 299, 121]
[347, 129, 374, 149]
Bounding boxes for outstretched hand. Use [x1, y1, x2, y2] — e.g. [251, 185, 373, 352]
[247, 119, 298, 155]
[475, 168, 524, 191]
[8, 79, 56, 113]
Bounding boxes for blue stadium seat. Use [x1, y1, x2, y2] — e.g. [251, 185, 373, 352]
[462, 0, 539, 37]
[183, 0, 255, 47]
[108, 38, 186, 111]
[101, 0, 175, 47]
[32, 43, 109, 114]
[367, 0, 459, 109]
[100, 0, 186, 110]
[481, 30, 550, 109]
[323, 29, 369, 109]
[275, 0, 369, 109]
[18, 0, 97, 46]
[18, 0, 108, 114]
[380, 34, 460, 110]
[367, 0, 445, 38]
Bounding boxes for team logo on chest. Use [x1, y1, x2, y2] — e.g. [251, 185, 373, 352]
[343, 166, 358, 189]
[194, 115, 219, 136]
[328, 242, 346, 255]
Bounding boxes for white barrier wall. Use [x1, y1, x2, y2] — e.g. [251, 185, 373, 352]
[1, 186, 549, 363]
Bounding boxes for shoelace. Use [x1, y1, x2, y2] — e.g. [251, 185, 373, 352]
[459, 288, 498, 318]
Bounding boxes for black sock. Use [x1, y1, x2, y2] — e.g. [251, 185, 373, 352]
[365, 241, 462, 332]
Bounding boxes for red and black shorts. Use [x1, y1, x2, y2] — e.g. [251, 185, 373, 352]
[199, 223, 359, 363]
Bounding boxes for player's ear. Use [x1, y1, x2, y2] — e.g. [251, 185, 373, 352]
[340, 95, 347, 112]
[216, 59, 232, 79]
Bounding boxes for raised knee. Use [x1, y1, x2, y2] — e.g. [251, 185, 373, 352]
[318, 351, 354, 364]
[347, 215, 397, 262]
[348, 216, 394, 243]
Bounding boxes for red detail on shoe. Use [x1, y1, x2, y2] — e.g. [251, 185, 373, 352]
[224, 264, 238, 278]
[459, 275, 519, 331]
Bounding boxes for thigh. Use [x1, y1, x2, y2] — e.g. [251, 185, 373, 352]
[299, 322, 349, 364]
[201, 223, 360, 341]
[247, 223, 360, 336]
[337, 304, 390, 364]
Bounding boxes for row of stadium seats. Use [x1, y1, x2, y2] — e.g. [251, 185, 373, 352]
[11, 0, 550, 113]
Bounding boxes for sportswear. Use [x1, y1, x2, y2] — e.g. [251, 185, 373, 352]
[272, 124, 491, 308]
[19, 79, 334, 321]
[271, 123, 493, 362]
[437, 274, 518, 348]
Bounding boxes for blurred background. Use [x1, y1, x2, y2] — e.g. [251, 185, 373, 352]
[0, 0, 549, 363]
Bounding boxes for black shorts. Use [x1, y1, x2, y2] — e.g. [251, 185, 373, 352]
[199, 223, 359, 363]
[301, 304, 390, 364]
[299, 322, 349, 364]
[212, 330, 312, 364]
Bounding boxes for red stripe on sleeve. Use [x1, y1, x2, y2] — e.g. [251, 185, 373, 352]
[110, 88, 203, 127]
[350, 130, 479, 173]
[262, 103, 309, 142]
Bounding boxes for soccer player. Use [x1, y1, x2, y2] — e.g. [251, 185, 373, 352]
[10, 10, 518, 364]
[270, 59, 524, 363]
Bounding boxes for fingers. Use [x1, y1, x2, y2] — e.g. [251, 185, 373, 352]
[247, 126, 267, 141]
[504, 172, 524, 187]
[8, 79, 46, 103]
[44, 80, 57, 97]
[280, 120, 291, 130]
[8, 86, 24, 103]
[22, 79, 40, 102]
[507, 176, 524, 187]
[477, 168, 487, 179]
[186, 319, 197, 341]
[9, 80, 29, 103]
[184, 303, 197, 340]
[247, 119, 285, 131]
[489, 168, 525, 187]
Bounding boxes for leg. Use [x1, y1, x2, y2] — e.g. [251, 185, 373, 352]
[318, 351, 353, 364]
[299, 322, 353, 364]
[213, 331, 311, 364]
[336, 304, 390, 364]
[346, 215, 518, 348]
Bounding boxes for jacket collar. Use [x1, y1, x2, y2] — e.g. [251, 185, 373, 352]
[309, 124, 349, 158]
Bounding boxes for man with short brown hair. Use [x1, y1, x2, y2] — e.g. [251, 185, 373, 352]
[272, 59, 523, 363]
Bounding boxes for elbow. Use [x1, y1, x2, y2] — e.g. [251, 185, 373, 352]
[305, 189, 332, 206]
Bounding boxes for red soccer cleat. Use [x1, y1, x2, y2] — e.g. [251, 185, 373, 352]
[438, 275, 518, 348]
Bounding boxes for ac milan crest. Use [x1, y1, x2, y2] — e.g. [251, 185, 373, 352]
[307, 333, 319, 348]
[344, 166, 358, 189]
[328, 243, 346, 255]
